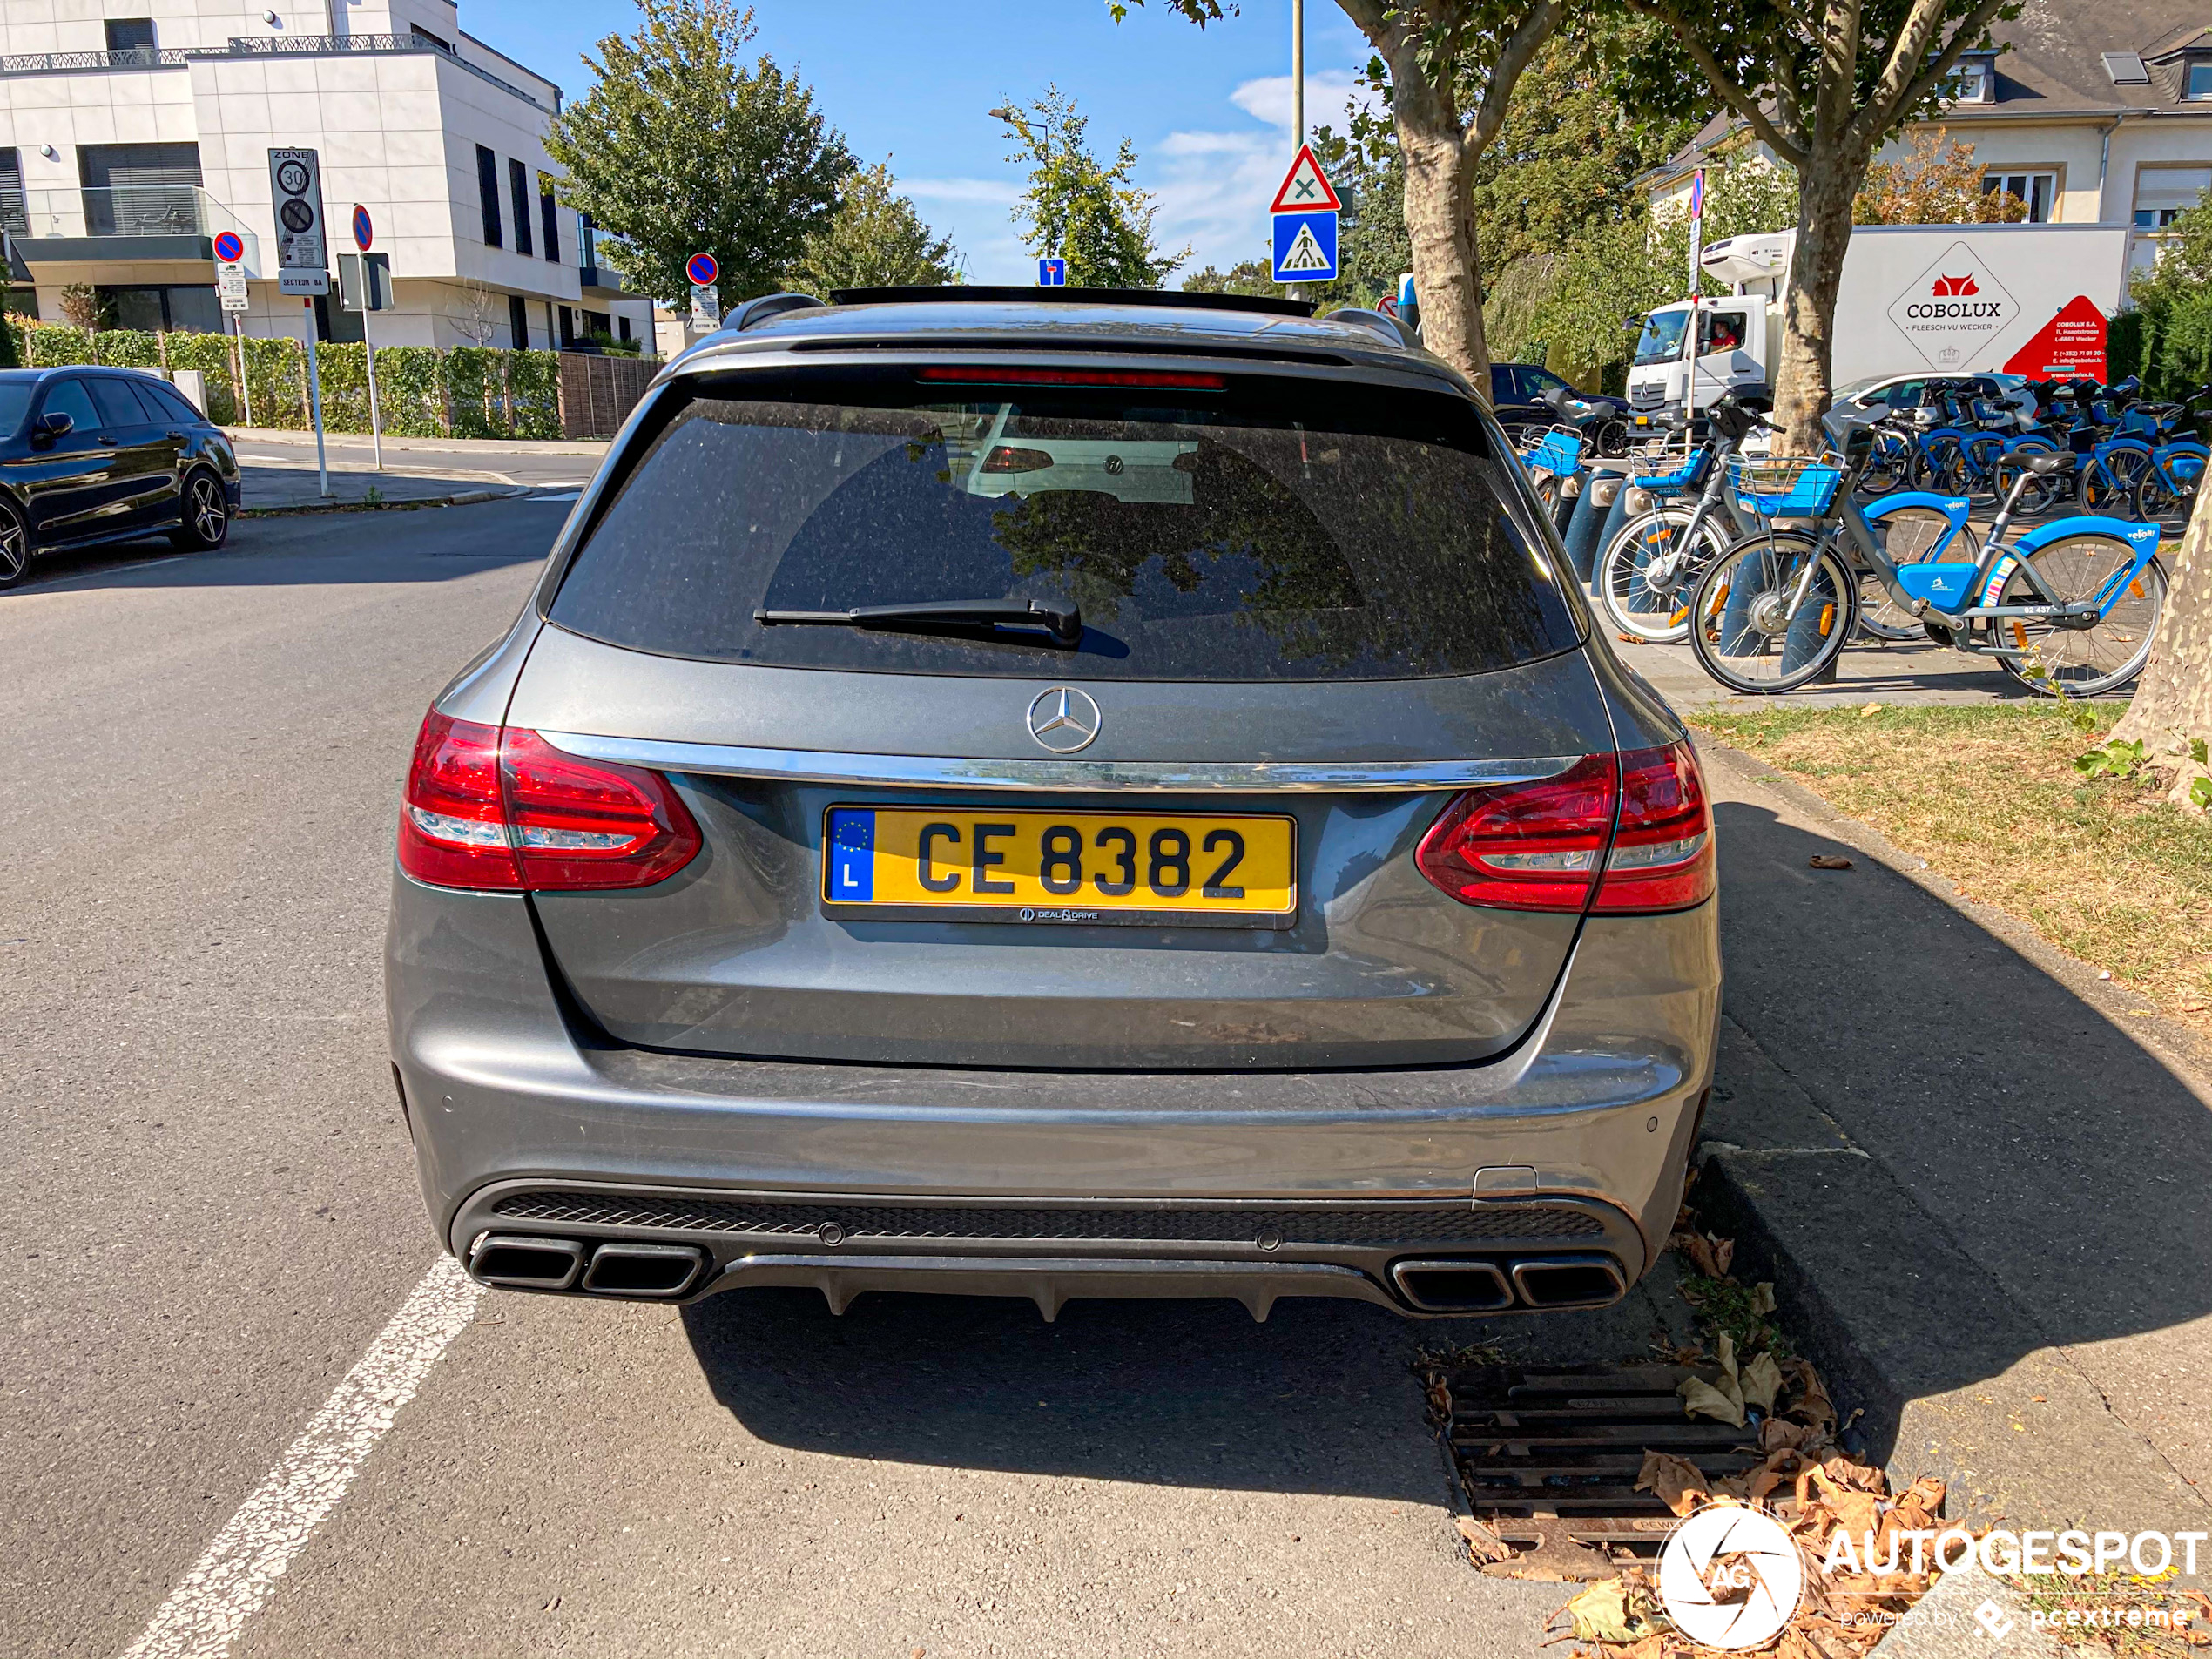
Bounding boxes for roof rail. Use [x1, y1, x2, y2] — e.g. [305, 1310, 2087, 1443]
[722, 293, 826, 333]
[828, 284, 1315, 319]
[1322, 307, 1420, 349]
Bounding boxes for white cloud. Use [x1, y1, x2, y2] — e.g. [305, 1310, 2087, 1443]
[1227, 70, 1380, 132]
[902, 176, 1022, 206]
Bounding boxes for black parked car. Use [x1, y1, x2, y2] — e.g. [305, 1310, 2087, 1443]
[0, 366, 241, 589]
[1489, 363, 1631, 457]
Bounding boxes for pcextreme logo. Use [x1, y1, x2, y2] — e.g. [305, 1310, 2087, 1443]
[1887, 239, 2019, 367]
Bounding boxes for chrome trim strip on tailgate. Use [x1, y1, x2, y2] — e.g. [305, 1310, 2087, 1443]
[536, 732, 1579, 793]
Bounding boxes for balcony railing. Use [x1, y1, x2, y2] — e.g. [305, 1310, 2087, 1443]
[0, 33, 548, 109]
[201, 33, 548, 108]
[0, 47, 190, 72]
[10, 186, 260, 265]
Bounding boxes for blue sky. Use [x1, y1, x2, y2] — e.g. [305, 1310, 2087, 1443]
[462, 0, 1380, 282]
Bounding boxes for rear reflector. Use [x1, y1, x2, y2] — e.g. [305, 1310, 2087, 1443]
[980, 444, 1055, 473]
[1414, 741, 1713, 915]
[915, 366, 1225, 389]
[398, 710, 700, 893]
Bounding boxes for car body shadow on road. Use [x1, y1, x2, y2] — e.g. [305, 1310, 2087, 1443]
[1701, 791, 2212, 1513]
[681, 1278, 1685, 1501]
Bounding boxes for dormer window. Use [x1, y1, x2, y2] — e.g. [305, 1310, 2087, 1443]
[2184, 56, 2212, 99]
[1950, 54, 1996, 103]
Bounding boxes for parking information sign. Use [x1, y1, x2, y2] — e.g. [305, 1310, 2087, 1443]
[212, 227, 249, 312]
[1269, 144, 1340, 284]
[1036, 256, 1068, 287]
[268, 147, 328, 295]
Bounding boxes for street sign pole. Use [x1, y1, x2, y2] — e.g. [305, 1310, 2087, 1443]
[1685, 166, 1705, 435]
[231, 314, 253, 428]
[302, 299, 328, 499]
[1288, 0, 1305, 301]
[269, 148, 332, 496]
[352, 207, 382, 471]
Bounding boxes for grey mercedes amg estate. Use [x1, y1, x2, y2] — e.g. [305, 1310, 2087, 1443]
[386, 287, 1719, 1320]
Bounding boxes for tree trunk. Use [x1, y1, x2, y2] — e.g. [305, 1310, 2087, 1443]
[1353, 15, 1488, 390]
[2112, 480, 2212, 810]
[1773, 150, 1858, 455]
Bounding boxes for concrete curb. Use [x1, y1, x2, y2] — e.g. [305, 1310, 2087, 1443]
[237, 488, 523, 517]
[221, 426, 608, 457]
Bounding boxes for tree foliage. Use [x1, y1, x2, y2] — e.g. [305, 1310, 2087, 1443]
[788, 158, 962, 293]
[1508, 152, 1797, 373]
[1616, 0, 2022, 447]
[996, 86, 1188, 287]
[2130, 186, 2212, 398]
[1181, 259, 1278, 297]
[545, 0, 853, 310]
[1854, 128, 2025, 225]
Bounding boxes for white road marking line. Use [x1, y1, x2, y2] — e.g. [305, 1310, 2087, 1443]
[118, 1257, 484, 1659]
[529, 491, 582, 502]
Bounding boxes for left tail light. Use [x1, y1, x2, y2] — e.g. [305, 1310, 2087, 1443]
[398, 710, 700, 893]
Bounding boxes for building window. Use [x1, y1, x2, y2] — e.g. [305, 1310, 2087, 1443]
[1948, 54, 1995, 103]
[2185, 57, 2212, 99]
[537, 173, 559, 263]
[508, 158, 533, 256]
[1984, 170, 2056, 222]
[508, 293, 529, 349]
[78, 142, 202, 235]
[617, 315, 631, 342]
[104, 17, 156, 58]
[577, 212, 597, 272]
[475, 145, 502, 248]
[0, 147, 26, 238]
[557, 304, 574, 347]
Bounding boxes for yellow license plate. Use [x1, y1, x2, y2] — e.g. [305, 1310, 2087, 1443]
[822, 806, 1297, 928]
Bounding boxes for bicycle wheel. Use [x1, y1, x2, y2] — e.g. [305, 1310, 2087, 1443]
[2080, 450, 2149, 516]
[1856, 573, 1920, 641]
[1986, 538, 2167, 698]
[2135, 463, 2198, 536]
[1952, 435, 2006, 508]
[1597, 508, 1731, 644]
[1910, 438, 1955, 493]
[1688, 532, 1857, 694]
[1855, 430, 1913, 497]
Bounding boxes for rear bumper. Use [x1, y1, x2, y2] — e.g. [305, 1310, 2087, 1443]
[387, 873, 1719, 1318]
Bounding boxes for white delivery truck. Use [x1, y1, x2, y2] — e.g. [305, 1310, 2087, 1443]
[1623, 222, 2134, 415]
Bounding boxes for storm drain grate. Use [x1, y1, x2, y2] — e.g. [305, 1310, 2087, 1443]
[1440, 1364, 1758, 1568]
[489, 1190, 1608, 1245]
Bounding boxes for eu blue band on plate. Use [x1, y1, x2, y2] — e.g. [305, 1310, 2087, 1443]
[827, 808, 875, 901]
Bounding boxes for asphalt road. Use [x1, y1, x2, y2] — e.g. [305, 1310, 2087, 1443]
[2, 507, 1710, 1659]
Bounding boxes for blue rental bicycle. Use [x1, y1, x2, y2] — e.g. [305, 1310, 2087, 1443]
[1687, 425, 2167, 698]
[2133, 386, 2209, 533]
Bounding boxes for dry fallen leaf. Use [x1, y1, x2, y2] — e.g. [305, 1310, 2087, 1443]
[1751, 1282, 1777, 1314]
[1741, 1351, 1784, 1414]
[1635, 1449, 1710, 1516]
[1558, 1578, 1664, 1644]
[1456, 1514, 1516, 1566]
[1808, 853, 1855, 871]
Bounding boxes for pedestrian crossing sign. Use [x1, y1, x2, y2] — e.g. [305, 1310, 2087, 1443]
[1271, 213, 1339, 283]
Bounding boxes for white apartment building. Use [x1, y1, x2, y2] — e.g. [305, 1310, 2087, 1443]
[0, 0, 651, 350]
[1640, 3, 2212, 279]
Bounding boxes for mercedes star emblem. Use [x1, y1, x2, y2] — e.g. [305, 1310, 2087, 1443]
[1026, 686, 1101, 753]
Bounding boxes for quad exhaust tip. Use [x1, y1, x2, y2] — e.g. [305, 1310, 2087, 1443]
[469, 1235, 705, 1298]
[1391, 1254, 1625, 1313]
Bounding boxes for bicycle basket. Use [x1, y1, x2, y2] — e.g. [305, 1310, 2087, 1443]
[1727, 454, 1843, 517]
[1523, 424, 1584, 476]
[1632, 446, 1707, 492]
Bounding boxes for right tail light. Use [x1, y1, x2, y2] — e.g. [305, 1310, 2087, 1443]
[1415, 742, 1712, 915]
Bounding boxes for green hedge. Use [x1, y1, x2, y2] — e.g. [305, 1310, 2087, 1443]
[242, 335, 308, 429]
[24, 324, 94, 367]
[93, 329, 161, 368]
[444, 346, 502, 438]
[162, 332, 244, 425]
[508, 350, 562, 440]
[374, 347, 447, 438]
[312, 341, 370, 433]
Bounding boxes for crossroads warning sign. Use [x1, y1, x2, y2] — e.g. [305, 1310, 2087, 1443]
[1269, 145, 1343, 213]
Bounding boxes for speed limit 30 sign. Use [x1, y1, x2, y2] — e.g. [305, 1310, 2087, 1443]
[268, 148, 329, 295]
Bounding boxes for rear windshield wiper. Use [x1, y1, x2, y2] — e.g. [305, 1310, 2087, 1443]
[752, 598, 1082, 649]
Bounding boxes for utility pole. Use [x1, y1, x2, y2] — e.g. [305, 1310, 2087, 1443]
[1287, 0, 1305, 303]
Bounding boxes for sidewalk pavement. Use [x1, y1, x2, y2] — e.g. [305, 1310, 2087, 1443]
[1693, 734, 2212, 1543]
[1625, 631, 2045, 708]
[235, 462, 529, 513]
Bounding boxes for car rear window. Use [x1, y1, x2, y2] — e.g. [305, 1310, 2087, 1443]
[548, 368, 1579, 681]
